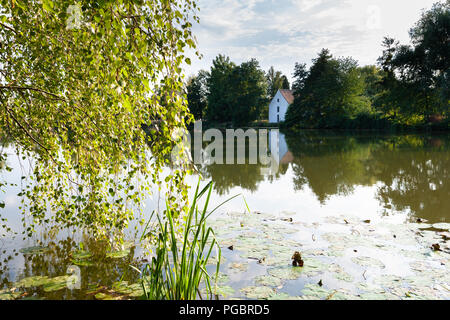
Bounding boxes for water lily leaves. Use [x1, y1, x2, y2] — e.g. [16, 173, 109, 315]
[202, 212, 449, 301]
[71, 250, 94, 266]
[240, 286, 276, 299]
[326, 290, 355, 300]
[213, 285, 235, 298]
[0, 288, 22, 300]
[127, 283, 145, 297]
[351, 256, 385, 269]
[228, 262, 248, 272]
[19, 246, 50, 255]
[268, 292, 302, 300]
[300, 283, 332, 300]
[207, 255, 225, 266]
[112, 281, 133, 295]
[95, 292, 120, 300]
[254, 275, 283, 287]
[432, 223, 450, 230]
[328, 264, 354, 282]
[72, 250, 92, 260]
[71, 259, 94, 267]
[42, 275, 72, 292]
[14, 275, 72, 292]
[268, 266, 304, 280]
[106, 249, 130, 259]
[358, 292, 399, 300]
[211, 272, 229, 285]
[16, 276, 50, 288]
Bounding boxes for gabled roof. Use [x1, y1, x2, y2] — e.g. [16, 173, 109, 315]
[279, 89, 294, 105]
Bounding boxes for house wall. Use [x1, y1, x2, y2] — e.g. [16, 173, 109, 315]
[268, 90, 290, 123]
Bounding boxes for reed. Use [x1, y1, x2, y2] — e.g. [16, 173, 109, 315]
[138, 180, 237, 300]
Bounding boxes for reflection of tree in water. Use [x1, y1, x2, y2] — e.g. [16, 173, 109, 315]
[285, 132, 377, 203]
[199, 163, 265, 195]
[194, 135, 272, 195]
[368, 136, 449, 222]
[0, 236, 142, 299]
[284, 131, 449, 221]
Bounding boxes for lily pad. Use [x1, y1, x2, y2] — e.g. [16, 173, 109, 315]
[351, 256, 385, 269]
[254, 275, 283, 287]
[213, 285, 235, 298]
[106, 249, 130, 259]
[42, 275, 72, 292]
[268, 266, 304, 280]
[300, 283, 332, 300]
[240, 286, 276, 299]
[72, 250, 92, 260]
[16, 276, 50, 288]
[19, 246, 49, 255]
[228, 262, 248, 272]
[0, 288, 22, 300]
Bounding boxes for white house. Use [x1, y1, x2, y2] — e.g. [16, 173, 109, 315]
[268, 89, 294, 123]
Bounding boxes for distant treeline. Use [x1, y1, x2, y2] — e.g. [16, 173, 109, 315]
[187, 1, 449, 130]
[186, 56, 289, 126]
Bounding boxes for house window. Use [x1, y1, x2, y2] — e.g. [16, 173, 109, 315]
[277, 115, 279, 122]
[277, 98, 279, 102]
[277, 106, 279, 112]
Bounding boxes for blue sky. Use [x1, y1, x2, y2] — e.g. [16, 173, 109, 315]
[185, 0, 440, 82]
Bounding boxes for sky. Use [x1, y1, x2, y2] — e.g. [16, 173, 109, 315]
[185, 0, 440, 82]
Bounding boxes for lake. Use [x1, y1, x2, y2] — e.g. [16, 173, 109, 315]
[0, 131, 449, 300]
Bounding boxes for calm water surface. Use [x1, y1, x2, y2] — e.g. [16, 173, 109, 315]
[0, 131, 449, 299]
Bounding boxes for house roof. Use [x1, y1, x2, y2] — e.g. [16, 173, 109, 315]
[279, 89, 294, 105]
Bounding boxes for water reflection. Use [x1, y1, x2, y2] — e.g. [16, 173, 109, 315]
[194, 131, 449, 223]
[0, 235, 143, 299]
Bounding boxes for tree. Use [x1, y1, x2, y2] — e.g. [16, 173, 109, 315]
[0, 0, 199, 238]
[205, 55, 235, 122]
[205, 55, 267, 125]
[186, 70, 208, 120]
[229, 59, 268, 125]
[376, 2, 450, 122]
[285, 49, 370, 128]
[266, 66, 290, 98]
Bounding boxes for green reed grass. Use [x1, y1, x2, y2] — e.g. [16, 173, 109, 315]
[138, 180, 238, 300]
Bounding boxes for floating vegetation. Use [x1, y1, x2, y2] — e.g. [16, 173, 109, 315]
[42, 276, 73, 292]
[13, 275, 73, 293]
[212, 285, 235, 298]
[268, 265, 304, 280]
[204, 211, 449, 300]
[228, 262, 248, 272]
[351, 256, 386, 269]
[240, 286, 276, 299]
[301, 283, 332, 300]
[19, 246, 50, 255]
[0, 288, 22, 300]
[71, 249, 94, 266]
[254, 275, 283, 287]
[15, 276, 51, 288]
[106, 249, 130, 259]
[2, 209, 449, 300]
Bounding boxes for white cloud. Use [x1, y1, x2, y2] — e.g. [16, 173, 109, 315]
[185, 0, 439, 82]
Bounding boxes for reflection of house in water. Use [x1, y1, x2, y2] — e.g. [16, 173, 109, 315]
[264, 131, 293, 175]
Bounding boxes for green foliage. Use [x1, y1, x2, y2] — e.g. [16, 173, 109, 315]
[376, 2, 449, 122]
[285, 49, 371, 129]
[139, 181, 222, 300]
[205, 54, 236, 123]
[266, 66, 290, 98]
[0, 0, 199, 238]
[186, 70, 208, 120]
[205, 55, 268, 125]
[285, 3, 449, 130]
